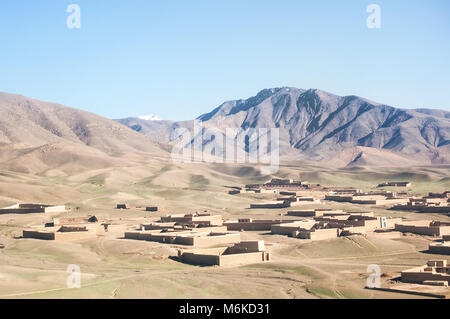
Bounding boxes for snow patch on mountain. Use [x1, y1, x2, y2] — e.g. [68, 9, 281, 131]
[138, 114, 162, 121]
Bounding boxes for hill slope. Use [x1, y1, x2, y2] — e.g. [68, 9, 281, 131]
[119, 87, 450, 166]
[0, 92, 167, 173]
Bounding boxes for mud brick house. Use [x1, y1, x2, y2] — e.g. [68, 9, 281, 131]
[429, 242, 450, 255]
[160, 213, 223, 227]
[401, 260, 450, 286]
[0, 204, 66, 215]
[178, 240, 270, 266]
[395, 220, 450, 236]
[124, 230, 240, 248]
[377, 182, 412, 187]
[224, 218, 293, 231]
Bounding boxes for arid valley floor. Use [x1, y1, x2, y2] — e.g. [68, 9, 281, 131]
[1, 0, 450, 303]
[0, 158, 449, 299]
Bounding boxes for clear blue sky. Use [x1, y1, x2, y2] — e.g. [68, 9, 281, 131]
[0, 0, 449, 120]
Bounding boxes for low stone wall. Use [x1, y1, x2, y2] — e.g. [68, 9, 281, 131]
[58, 226, 88, 233]
[225, 241, 265, 254]
[181, 252, 221, 266]
[325, 195, 353, 202]
[287, 210, 320, 217]
[0, 204, 65, 215]
[369, 231, 402, 239]
[348, 212, 375, 217]
[224, 220, 285, 231]
[44, 205, 66, 213]
[23, 230, 55, 240]
[318, 209, 347, 215]
[280, 191, 297, 196]
[250, 202, 289, 209]
[54, 216, 97, 226]
[391, 204, 450, 213]
[0, 208, 45, 215]
[341, 226, 367, 235]
[0, 203, 49, 214]
[219, 252, 268, 266]
[378, 182, 411, 187]
[296, 228, 339, 240]
[350, 199, 378, 205]
[429, 243, 450, 255]
[161, 214, 223, 226]
[140, 222, 176, 230]
[420, 206, 450, 214]
[289, 199, 321, 206]
[395, 224, 441, 236]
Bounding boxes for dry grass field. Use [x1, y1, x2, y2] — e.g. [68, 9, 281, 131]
[0, 159, 449, 299]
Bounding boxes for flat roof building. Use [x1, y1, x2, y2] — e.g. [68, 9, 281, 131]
[395, 220, 450, 237]
[429, 242, 450, 255]
[401, 260, 450, 285]
[124, 230, 240, 248]
[0, 204, 66, 215]
[160, 213, 223, 227]
[178, 240, 270, 266]
[377, 182, 412, 188]
[224, 218, 290, 231]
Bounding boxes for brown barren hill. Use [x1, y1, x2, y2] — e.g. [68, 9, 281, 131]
[0, 92, 169, 174]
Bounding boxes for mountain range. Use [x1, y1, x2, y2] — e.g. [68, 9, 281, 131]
[0, 88, 448, 174]
[118, 87, 450, 166]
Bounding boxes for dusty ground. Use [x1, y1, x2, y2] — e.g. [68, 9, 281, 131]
[0, 161, 449, 299]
